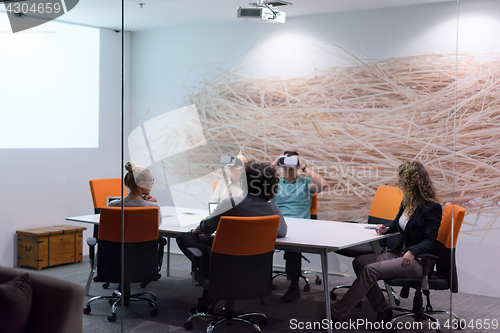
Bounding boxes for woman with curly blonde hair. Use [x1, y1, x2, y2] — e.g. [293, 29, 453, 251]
[320, 160, 442, 328]
[397, 160, 438, 215]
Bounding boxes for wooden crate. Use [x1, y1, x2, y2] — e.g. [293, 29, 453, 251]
[17, 225, 86, 270]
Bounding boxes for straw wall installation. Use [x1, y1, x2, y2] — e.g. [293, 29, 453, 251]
[185, 53, 500, 236]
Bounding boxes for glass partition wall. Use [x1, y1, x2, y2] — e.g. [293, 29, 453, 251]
[127, 0, 464, 332]
[5, 0, 500, 331]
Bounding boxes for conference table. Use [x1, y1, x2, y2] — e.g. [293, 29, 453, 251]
[67, 205, 397, 333]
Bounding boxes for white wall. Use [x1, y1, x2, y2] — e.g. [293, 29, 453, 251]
[128, 0, 500, 296]
[0, 29, 130, 267]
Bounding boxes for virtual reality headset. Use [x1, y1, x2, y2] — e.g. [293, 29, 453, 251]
[278, 155, 298, 167]
[220, 155, 243, 167]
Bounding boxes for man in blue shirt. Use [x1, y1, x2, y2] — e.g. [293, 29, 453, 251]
[271, 151, 328, 302]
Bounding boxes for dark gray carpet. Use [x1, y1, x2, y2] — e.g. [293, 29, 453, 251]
[23, 253, 500, 333]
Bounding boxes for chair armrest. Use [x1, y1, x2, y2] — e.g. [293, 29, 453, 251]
[418, 254, 439, 276]
[186, 247, 203, 258]
[186, 247, 205, 286]
[87, 236, 97, 246]
[417, 253, 439, 291]
[87, 237, 97, 269]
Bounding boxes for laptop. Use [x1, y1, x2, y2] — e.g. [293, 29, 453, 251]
[107, 196, 121, 204]
[208, 202, 220, 215]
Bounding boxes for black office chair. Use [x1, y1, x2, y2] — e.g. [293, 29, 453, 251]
[83, 207, 160, 322]
[384, 204, 465, 333]
[184, 215, 280, 333]
[331, 186, 403, 304]
[272, 193, 322, 292]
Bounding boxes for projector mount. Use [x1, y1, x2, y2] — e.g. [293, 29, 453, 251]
[248, 0, 292, 19]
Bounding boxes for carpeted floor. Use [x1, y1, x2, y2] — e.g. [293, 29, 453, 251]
[26, 253, 500, 333]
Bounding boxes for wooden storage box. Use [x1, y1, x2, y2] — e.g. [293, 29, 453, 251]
[17, 225, 86, 270]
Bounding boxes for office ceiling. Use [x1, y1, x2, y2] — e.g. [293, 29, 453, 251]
[60, 0, 456, 32]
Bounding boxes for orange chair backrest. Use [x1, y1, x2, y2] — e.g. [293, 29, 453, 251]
[368, 186, 404, 221]
[212, 215, 280, 256]
[437, 204, 465, 249]
[89, 178, 128, 211]
[310, 193, 318, 216]
[98, 207, 159, 243]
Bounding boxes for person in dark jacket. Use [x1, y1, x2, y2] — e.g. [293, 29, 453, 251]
[324, 160, 442, 327]
[177, 161, 287, 315]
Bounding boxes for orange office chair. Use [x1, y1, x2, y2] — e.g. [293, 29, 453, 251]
[272, 193, 322, 292]
[184, 215, 280, 332]
[83, 207, 160, 322]
[89, 178, 128, 214]
[385, 204, 465, 332]
[86, 178, 128, 294]
[331, 186, 404, 302]
[310, 192, 318, 219]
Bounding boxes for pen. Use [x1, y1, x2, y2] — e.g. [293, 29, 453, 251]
[365, 226, 388, 229]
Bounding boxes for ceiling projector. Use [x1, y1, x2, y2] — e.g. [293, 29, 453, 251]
[237, 1, 292, 24]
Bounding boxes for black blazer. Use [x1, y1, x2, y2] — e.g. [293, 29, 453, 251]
[385, 201, 442, 257]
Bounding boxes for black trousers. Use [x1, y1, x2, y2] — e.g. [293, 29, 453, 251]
[284, 251, 302, 284]
[176, 232, 215, 306]
[176, 232, 214, 273]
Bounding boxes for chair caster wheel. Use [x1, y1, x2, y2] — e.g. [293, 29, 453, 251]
[304, 284, 311, 292]
[150, 308, 158, 317]
[315, 277, 322, 285]
[108, 313, 117, 322]
[330, 291, 337, 300]
[272, 284, 277, 291]
[103, 282, 110, 289]
[184, 321, 193, 330]
[395, 298, 401, 306]
[258, 318, 267, 328]
[83, 306, 91, 314]
[93, 277, 98, 282]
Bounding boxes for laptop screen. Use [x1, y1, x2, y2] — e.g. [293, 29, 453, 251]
[208, 202, 219, 215]
[107, 196, 121, 205]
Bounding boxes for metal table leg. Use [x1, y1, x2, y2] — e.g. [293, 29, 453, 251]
[321, 249, 332, 333]
[166, 236, 171, 277]
[85, 257, 97, 296]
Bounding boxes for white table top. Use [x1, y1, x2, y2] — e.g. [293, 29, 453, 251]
[67, 205, 393, 254]
[67, 205, 397, 333]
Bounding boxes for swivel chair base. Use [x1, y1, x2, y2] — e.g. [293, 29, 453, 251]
[272, 270, 322, 292]
[184, 300, 267, 333]
[83, 290, 159, 322]
[330, 283, 400, 306]
[387, 289, 460, 333]
[272, 254, 322, 292]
